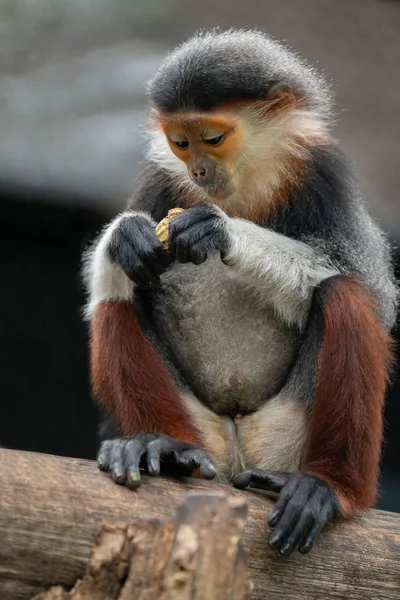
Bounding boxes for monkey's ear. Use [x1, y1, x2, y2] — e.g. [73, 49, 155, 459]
[266, 82, 297, 109]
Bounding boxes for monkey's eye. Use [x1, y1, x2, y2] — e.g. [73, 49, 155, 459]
[204, 135, 224, 146]
[174, 140, 189, 149]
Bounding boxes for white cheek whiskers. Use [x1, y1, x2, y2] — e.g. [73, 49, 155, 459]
[145, 107, 329, 212]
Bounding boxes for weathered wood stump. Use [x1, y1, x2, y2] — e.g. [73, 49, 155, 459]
[0, 449, 400, 599]
[32, 492, 251, 600]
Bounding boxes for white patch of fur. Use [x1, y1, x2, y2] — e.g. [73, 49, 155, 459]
[82, 211, 151, 319]
[146, 107, 329, 215]
[147, 130, 206, 205]
[220, 106, 328, 216]
[239, 396, 308, 471]
[224, 217, 338, 328]
[146, 108, 335, 328]
[147, 130, 187, 177]
[158, 254, 299, 413]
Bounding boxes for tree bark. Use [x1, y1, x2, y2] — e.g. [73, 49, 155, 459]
[32, 492, 251, 600]
[0, 449, 399, 600]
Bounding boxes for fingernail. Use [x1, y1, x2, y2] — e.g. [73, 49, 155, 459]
[127, 471, 141, 490]
[201, 462, 217, 479]
[268, 533, 283, 550]
[268, 509, 281, 526]
[299, 543, 311, 554]
[149, 459, 160, 475]
[233, 471, 252, 489]
[280, 544, 292, 556]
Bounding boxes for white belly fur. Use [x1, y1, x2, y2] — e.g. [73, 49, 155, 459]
[154, 253, 300, 414]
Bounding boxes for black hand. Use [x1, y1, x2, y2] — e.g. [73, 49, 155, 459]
[168, 205, 230, 265]
[233, 470, 341, 555]
[97, 433, 216, 489]
[108, 214, 169, 287]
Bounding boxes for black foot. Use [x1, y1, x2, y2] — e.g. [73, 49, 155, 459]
[233, 470, 341, 555]
[97, 433, 216, 490]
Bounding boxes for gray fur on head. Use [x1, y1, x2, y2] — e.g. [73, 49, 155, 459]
[147, 28, 333, 122]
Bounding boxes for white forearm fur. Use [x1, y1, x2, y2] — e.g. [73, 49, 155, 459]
[224, 218, 338, 328]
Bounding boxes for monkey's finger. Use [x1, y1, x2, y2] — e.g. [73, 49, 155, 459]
[171, 231, 218, 265]
[142, 251, 167, 278]
[297, 489, 339, 553]
[127, 258, 160, 288]
[152, 243, 170, 269]
[188, 231, 218, 261]
[97, 440, 113, 471]
[172, 448, 217, 479]
[171, 236, 206, 265]
[118, 225, 162, 278]
[120, 221, 167, 274]
[251, 470, 291, 491]
[138, 246, 167, 280]
[169, 212, 221, 260]
[123, 439, 147, 489]
[199, 456, 217, 479]
[110, 442, 126, 485]
[146, 439, 162, 476]
[268, 497, 304, 551]
[191, 252, 207, 265]
[299, 517, 326, 554]
[277, 508, 315, 556]
[185, 241, 211, 265]
[137, 236, 169, 275]
[170, 222, 218, 256]
[267, 475, 304, 526]
[171, 236, 191, 264]
[168, 206, 217, 239]
[233, 470, 290, 492]
[232, 470, 252, 489]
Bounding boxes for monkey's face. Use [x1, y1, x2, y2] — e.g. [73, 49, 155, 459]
[162, 115, 244, 200]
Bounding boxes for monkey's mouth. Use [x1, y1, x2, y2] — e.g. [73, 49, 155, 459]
[192, 179, 234, 200]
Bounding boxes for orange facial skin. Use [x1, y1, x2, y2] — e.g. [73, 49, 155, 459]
[158, 89, 297, 174]
[154, 89, 299, 203]
[162, 113, 244, 180]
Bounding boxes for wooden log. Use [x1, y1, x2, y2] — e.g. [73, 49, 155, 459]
[159, 492, 250, 600]
[32, 493, 251, 600]
[0, 449, 400, 599]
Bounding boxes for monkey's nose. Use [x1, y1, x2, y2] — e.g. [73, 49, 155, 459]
[191, 160, 215, 185]
[192, 166, 206, 177]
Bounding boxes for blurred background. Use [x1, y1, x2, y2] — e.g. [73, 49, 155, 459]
[1, 0, 399, 511]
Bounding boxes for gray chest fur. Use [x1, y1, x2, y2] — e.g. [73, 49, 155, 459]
[153, 254, 300, 414]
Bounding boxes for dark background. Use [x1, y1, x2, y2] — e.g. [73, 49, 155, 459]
[1, 0, 399, 511]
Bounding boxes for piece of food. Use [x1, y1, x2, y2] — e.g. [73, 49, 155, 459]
[155, 207, 185, 248]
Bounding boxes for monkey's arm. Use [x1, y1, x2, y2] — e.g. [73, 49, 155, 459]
[223, 217, 337, 327]
[83, 164, 182, 317]
[83, 202, 216, 487]
[167, 205, 337, 329]
[234, 274, 393, 555]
